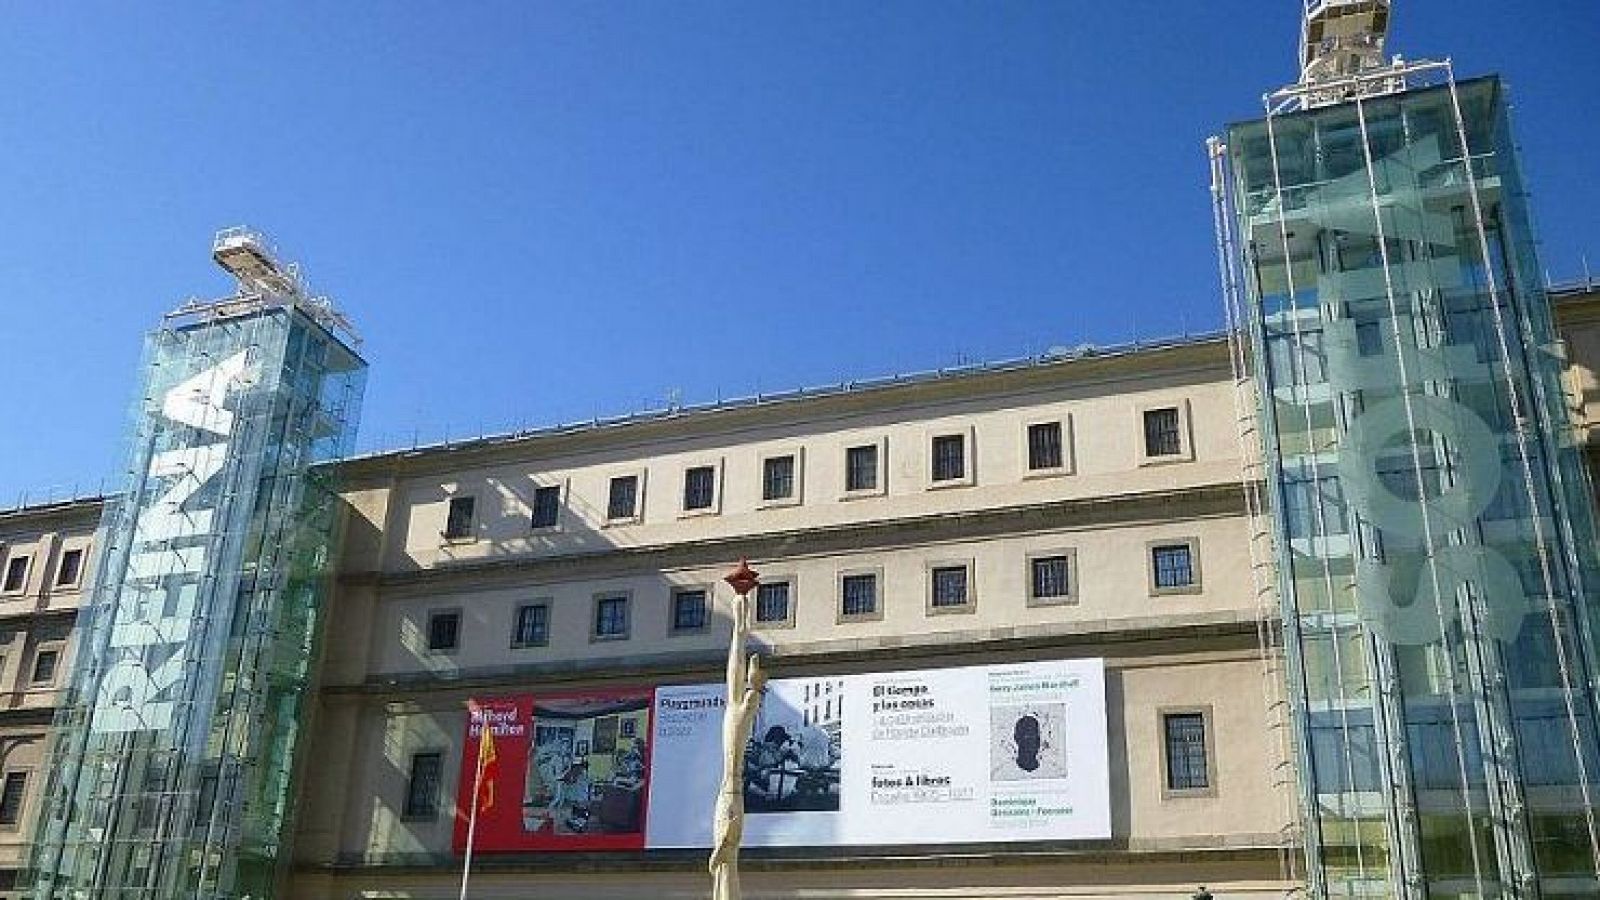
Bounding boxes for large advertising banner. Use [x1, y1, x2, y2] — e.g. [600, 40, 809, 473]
[454, 658, 1108, 853]
[452, 687, 655, 853]
[646, 658, 1109, 847]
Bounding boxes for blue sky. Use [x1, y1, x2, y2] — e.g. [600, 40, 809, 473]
[1, 2, 1596, 503]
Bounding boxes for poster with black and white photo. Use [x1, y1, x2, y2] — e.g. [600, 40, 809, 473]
[644, 658, 1107, 848]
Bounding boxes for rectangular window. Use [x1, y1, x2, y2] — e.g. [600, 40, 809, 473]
[845, 445, 878, 492]
[443, 496, 476, 540]
[56, 548, 84, 587]
[403, 752, 442, 819]
[1152, 543, 1195, 590]
[1164, 713, 1210, 791]
[1031, 555, 1072, 601]
[930, 565, 970, 609]
[0, 772, 26, 826]
[607, 475, 640, 520]
[512, 603, 549, 648]
[762, 455, 795, 501]
[530, 485, 561, 528]
[1027, 422, 1063, 471]
[594, 594, 630, 639]
[671, 589, 709, 633]
[931, 434, 965, 482]
[3, 556, 29, 593]
[1143, 408, 1183, 457]
[683, 466, 716, 511]
[427, 611, 460, 652]
[755, 581, 791, 625]
[840, 573, 878, 618]
[30, 649, 58, 685]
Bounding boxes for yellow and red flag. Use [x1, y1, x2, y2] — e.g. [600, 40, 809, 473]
[475, 719, 500, 814]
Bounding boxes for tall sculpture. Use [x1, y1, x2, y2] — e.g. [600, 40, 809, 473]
[711, 559, 766, 900]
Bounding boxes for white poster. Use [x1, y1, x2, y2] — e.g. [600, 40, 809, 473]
[645, 658, 1108, 848]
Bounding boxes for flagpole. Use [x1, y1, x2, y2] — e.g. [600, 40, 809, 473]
[459, 711, 489, 900]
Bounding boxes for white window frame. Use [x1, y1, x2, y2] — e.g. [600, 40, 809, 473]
[757, 447, 805, 509]
[603, 469, 648, 526]
[528, 478, 568, 531]
[53, 542, 90, 590]
[926, 425, 976, 489]
[668, 584, 714, 636]
[28, 641, 64, 687]
[678, 459, 724, 518]
[1137, 399, 1195, 465]
[841, 437, 889, 500]
[836, 567, 885, 624]
[1022, 415, 1074, 478]
[925, 558, 976, 615]
[752, 575, 798, 631]
[1026, 548, 1079, 607]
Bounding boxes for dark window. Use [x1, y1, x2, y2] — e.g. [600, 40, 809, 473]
[2, 556, 28, 592]
[530, 486, 561, 528]
[1152, 544, 1195, 590]
[594, 595, 629, 638]
[427, 611, 460, 652]
[930, 566, 969, 608]
[672, 589, 708, 632]
[683, 466, 716, 511]
[30, 649, 58, 685]
[55, 549, 84, 586]
[762, 455, 795, 501]
[0, 772, 26, 825]
[845, 445, 878, 492]
[1143, 408, 1183, 457]
[931, 434, 966, 482]
[403, 752, 442, 819]
[443, 496, 475, 540]
[1031, 555, 1071, 600]
[755, 581, 791, 624]
[512, 604, 549, 647]
[1027, 422, 1064, 471]
[607, 476, 639, 520]
[841, 574, 878, 617]
[1164, 713, 1210, 791]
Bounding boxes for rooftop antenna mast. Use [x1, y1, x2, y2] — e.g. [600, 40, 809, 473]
[1297, 0, 1397, 108]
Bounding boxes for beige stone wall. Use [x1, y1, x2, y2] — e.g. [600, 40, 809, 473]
[0, 499, 100, 883]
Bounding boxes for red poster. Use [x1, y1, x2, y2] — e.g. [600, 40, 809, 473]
[453, 687, 656, 853]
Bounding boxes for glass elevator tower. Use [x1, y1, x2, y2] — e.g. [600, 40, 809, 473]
[1212, 3, 1600, 897]
[25, 230, 366, 899]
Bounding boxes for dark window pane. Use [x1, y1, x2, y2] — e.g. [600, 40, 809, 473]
[755, 582, 791, 623]
[930, 566, 969, 608]
[1031, 556, 1071, 600]
[1164, 713, 1209, 790]
[0, 772, 26, 825]
[530, 486, 561, 528]
[30, 650, 58, 684]
[3, 557, 28, 592]
[684, 466, 716, 511]
[444, 496, 476, 539]
[607, 476, 639, 520]
[846, 445, 878, 492]
[1143, 408, 1183, 457]
[841, 574, 877, 617]
[763, 455, 795, 501]
[56, 549, 84, 586]
[427, 612, 460, 651]
[931, 435, 965, 482]
[672, 589, 708, 632]
[1152, 544, 1194, 589]
[513, 604, 548, 647]
[403, 753, 442, 818]
[595, 596, 629, 637]
[1027, 423, 1063, 470]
